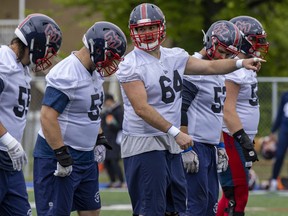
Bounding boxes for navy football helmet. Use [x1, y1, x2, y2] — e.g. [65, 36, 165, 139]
[129, 3, 166, 51]
[203, 20, 242, 60]
[15, 13, 62, 72]
[230, 16, 269, 59]
[82, 21, 127, 77]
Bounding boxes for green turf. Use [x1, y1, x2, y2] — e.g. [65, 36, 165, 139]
[28, 189, 288, 216]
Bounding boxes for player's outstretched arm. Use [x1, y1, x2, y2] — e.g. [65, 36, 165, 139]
[185, 56, 265, 75]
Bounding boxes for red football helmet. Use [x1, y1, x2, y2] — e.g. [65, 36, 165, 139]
[129, 3, 166, 51]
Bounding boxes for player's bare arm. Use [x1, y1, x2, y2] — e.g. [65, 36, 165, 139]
[40, 105, 64, 150]
[223, 80, 243, 134]
[184, 56, 265, 75]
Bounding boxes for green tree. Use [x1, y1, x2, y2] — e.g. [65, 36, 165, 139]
[53, 0, 288, 76]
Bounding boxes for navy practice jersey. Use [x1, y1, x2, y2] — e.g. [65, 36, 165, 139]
[38, 53, 104, 151]
[271, 92, 288, 133]
[0, 45, 31, 151]
[222, 68, 259, 140]
[182, 52, 225, 144]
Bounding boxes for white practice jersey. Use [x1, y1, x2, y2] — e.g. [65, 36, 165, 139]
[116, 46, 189, 157]
[222, 68, 259, 140]
[116, 46, 189, 136]
[0, 45, 31, 151]
[38, 53, 104, 151]
[183, 52, 225, 145]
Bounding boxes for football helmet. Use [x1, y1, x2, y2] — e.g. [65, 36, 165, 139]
[230, 16, 269, 59]
[15, 13, 62, 72]
[129, 3, 166, 51]
[203, 20, 242, 60]
[82, 21, 127, 77]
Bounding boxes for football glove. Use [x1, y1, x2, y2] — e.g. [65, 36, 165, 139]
[94, 145, 106, 163]
[0, 132, 27, 171]
[96, 133, 112, 150]
[181, 146, 199, 173]
[233, 129, 259, 168]
[216, 142, 229, 173]
[54, 146, 73, 177]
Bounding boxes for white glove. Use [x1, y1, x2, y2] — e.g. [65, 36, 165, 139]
[216, 142, 229, 173]
[0, 132, 27, 171]
[181, 147, 199, 173]
[94, 145, 106, 163]
[54, 162, 72, 177]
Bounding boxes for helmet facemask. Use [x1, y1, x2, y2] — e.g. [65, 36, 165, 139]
[244, 34, 269, 59]
[130, 20, 165, 51]
[31, 35, 59, 72]
[95, 50, 123, 77]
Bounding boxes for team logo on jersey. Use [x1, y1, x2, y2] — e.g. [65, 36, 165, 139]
[104, 30, 123, 53]
[213, 202, 218, 213]
[45, 24, 61, 44]
[27, 209, 32, 216]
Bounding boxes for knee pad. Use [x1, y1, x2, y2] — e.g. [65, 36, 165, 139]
[165, 212, 179, 216]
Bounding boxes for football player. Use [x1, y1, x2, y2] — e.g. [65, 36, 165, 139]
[180, 20, 242, 216]
[115, 3, 265, 216]
[217, 16, 269, 216]
[269, 91, 288, 191]
[33, 21, 126, 216]
[0, 13, 62, 216]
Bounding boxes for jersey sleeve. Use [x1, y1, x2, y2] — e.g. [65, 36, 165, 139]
[224, 68, 247, 84]
[116, 52, 141, 83]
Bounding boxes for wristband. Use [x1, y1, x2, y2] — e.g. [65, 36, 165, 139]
[217, 142, 225, 148]
[0, 132, 16, 149]
[182, 146, 193, 153]
[236, 59, 243, 69]
[167, 125, 180, 138]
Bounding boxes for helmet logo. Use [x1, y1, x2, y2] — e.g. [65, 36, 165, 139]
[45, 24, 61, 44]
[212, 23, 230, 42]
[234, 21, 252, 34]
[104, 30, 123, 52]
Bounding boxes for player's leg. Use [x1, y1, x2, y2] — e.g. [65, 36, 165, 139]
[124, 150, 168, 216]
[72, 155, 101, 215]
[34, 157, 56, 216]
[271, 130, 288, 180]
[166, 152, 186, 215]
[218, 133, 248, 215]
[0, 169, 31, 216]
[207, 145, 219, 215]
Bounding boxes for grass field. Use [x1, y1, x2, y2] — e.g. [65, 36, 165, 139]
[28, 188, 288, 216]
[27, 155, 288, 215]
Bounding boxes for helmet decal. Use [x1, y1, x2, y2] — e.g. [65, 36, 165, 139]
[104, 30, 124, 53]
[45, 24, 62, 44]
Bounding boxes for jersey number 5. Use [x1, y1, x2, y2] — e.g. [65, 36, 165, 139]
[13, 86, 31, 118]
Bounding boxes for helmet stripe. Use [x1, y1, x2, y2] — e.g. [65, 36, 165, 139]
[140, 4, 147, 19]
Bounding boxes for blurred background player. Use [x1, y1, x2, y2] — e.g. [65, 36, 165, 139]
[268, 91, 288, 191]
[33, 21, 126, 216]
[116, 3, 263, 215]
[217, 15, 269, 216]
[180, 20, 242, 216]
[0, 13, 62, 216]
[101, 93, 125, 188]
